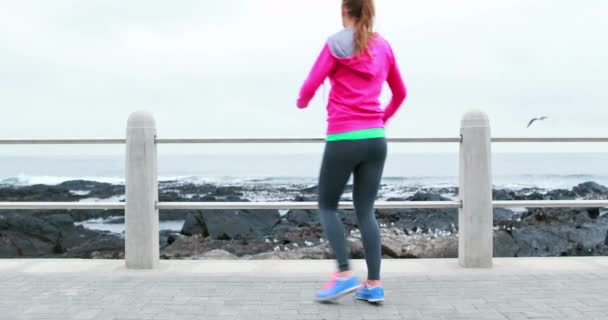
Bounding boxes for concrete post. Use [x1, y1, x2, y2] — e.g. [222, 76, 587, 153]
[459, 110, 493, 268]
[125, 111, 159, 269]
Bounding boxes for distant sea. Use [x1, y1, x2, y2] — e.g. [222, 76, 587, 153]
[1, 152, 608, 190]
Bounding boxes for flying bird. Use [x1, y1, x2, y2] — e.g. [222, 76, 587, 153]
[527, 116, 548, 128]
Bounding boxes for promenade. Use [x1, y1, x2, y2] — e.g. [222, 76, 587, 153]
[1, 257, 607, 320]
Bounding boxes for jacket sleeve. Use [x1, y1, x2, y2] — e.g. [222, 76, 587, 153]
[382, 46, 407, 123]
[297, 43, 337, 109]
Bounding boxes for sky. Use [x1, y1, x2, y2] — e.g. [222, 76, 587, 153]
[1, 0, 607, 156]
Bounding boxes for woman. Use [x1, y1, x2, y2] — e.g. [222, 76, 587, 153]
[296, 0, 407, 303]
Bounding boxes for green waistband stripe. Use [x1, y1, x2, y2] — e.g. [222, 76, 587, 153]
[326, 128, 386, 141]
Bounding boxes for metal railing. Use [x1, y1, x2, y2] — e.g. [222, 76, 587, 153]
[1, 110, 608, 269]
[4, 200, 608, 211]
[5, 137, 608, 145]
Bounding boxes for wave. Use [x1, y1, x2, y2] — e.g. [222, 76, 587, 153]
[0, 174, 125, 186]
[1, 173, 606, 191]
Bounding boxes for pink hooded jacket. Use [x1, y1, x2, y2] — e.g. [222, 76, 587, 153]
[297, 29, 407, 134]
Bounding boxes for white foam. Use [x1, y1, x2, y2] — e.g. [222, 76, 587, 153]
[0, 174, 124, 186]
[76, 217, 185, 234]
[69, 190, 91, 196]
[79, 195, 125, 202]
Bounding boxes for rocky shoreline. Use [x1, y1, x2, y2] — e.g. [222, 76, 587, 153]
[1, 180, 607, 259]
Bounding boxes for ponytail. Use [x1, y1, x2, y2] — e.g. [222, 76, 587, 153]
[343, 0, 376, 55]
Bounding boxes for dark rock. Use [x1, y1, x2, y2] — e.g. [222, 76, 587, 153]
[406, 192, 452, 202]
[285, 209, 320, 227]
[588, 208, 600, 219]
[0, 184, 80, 202]
[159, 230, 178, 248]
[392, 208, 458, 232]
[381, 238, 403, 257]
[340, 210, 358, 228]
[41, 214, 75, 230]
[161, 235, 277, 259]
[544, 189, 577, 200]
[0, 212, 116, 257]
[0, 213, 61, 243]
[202, 209, 281, 240]
[276, 228, 323, 246]
[493, 230, 519, 257]
[347, 238, 364, 258]
[54, 226, 104, 253]
[214, 186, 244, 197]
[161, 235, 212, 259]
[159, 191, 182, 202]
[573, 181, 608, 197]
[158, 210, 190, 221]
[294, 194, 317, 202]
[511, 208, 608, 257]
[197, 195, 217, 201]
[493, 189, 518, 201]
[301, 185, 318, 194]
[61, 236, 124, 259]
[181, 211, 208, 236]
[271, 219, 298, 235]
[0, 230, 54, 257]
[493, 208, 515, 223]
[224, 195, 245, 202]
[62, 209, 124, 222]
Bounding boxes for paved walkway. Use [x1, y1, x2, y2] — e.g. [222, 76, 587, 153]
[0, 257, 607, 320]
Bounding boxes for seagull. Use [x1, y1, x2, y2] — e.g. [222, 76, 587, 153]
[527, 116, 548, 128]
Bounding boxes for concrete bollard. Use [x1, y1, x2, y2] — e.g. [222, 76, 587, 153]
[459, 110, 493, 268]
[125, 111, 159, 269]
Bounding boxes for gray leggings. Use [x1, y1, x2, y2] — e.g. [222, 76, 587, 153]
[317, 137, 387, 280]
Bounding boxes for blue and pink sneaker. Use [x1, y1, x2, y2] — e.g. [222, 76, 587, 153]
[315, 272, 361, 302]
[355, 281, 385, 303]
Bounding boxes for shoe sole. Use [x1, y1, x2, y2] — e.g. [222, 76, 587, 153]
[355, 296, 384, 303]
[315, 285, 360, 302]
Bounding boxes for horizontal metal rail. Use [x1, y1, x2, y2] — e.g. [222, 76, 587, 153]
[492, 137, 608, 143]
[2, 200, 608, 211]
[0, 202, 125, 210]
[3, 137, 608, 145]
[493, 200, 608, 208]
[156, 137, 462, 144]
[156, 201, 462, 210]
[0, 139, 126, 145]
[0, 201, 460, 210]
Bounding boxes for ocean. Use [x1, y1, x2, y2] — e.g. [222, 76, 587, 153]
[1, 152, 608, 190]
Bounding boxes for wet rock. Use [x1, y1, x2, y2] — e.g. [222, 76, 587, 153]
[285, 209, 319, 227]
[203, 209, 280, 240]
[392, 208, 458, 233]
[493, 230, 519, 257]
[573, 181, 608, 197]
[381, 238, 403, 257]
[511, 208, 608, 257]
[493, 208, 515, 223]
[61, 236, 124, 259]
[181, 211, 208, 236]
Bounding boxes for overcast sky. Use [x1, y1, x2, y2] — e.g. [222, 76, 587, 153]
[1, 0, 607, 155]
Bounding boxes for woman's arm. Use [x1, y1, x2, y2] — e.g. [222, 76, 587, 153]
[297, 43, 337, 109]
[383, 49, 407, 123]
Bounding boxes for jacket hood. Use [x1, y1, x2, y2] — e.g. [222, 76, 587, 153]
[327, 28, 381, 78]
